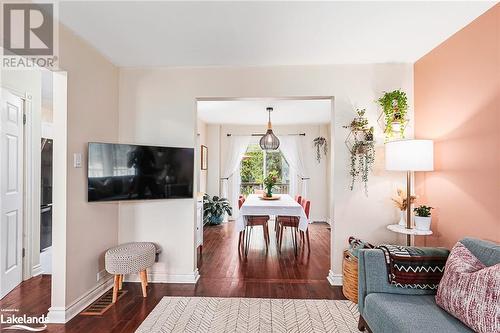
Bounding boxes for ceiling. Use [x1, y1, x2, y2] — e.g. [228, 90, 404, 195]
[58, 1, 495, 67]
[197, 99, 331, 125]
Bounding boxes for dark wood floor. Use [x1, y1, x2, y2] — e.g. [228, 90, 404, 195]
[0, 220, 343, 332]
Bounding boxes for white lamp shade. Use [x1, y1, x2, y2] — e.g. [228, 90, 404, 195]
[385, 139, 434, 171]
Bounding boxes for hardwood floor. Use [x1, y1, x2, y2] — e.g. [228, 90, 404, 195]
[0, 220, 344, 332]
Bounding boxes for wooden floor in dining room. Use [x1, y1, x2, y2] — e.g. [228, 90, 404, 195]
[0, 220, 344, 333]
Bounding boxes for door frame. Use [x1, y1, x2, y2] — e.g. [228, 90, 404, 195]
[194, 95, 336, 275]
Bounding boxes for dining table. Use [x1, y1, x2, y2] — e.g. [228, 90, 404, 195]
[236, 194, 308, 233]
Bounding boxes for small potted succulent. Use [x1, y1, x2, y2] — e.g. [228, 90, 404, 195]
[413, 205, 434, 231]
[203, 194, 232, 225]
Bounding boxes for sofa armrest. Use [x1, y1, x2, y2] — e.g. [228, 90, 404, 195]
[357, 249, 435, 316]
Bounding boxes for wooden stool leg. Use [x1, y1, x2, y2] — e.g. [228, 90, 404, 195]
[118, 274, 123, 290]
[112, 275, 120, 303]
[140, 270, 148, 297]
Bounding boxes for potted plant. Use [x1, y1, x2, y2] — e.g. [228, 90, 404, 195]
[413, 205, 434, 231]
[377, 90, 408, 140]
[263, 171, 278, 197]
[364, 127, 374, 142]
[344, 109, 375, 195]
[313, 136, 328, 163]
[203, 194, 232, 225]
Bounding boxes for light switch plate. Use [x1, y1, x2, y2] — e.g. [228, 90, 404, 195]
[74, 153, 82, 168]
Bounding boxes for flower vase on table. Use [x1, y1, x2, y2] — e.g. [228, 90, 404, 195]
[263, 172, 278, 198]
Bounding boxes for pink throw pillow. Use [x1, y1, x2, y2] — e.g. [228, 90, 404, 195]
[436, 242, 500, 333]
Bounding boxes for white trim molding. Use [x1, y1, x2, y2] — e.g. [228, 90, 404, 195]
[327, 270, 343, 286]
[125, 269, 200, 284]
[47, 276, 114, 323]
[31, 264, 43, 277]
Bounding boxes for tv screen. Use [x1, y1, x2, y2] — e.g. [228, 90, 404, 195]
[88, 142, 194, 202]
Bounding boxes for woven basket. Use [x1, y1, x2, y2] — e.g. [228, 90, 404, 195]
[342, 249, 359, 303]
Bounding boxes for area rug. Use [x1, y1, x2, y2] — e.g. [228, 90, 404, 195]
[136, 297, 359, 333]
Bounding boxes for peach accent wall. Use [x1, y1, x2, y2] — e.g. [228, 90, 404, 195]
[414, 5, 499, 248]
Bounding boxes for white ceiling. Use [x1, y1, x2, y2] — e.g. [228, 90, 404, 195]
[58, 1, 495, 67]
[197, 99, 331, 125]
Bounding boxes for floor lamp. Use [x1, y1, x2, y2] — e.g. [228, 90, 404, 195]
[385, 140, 434, 245]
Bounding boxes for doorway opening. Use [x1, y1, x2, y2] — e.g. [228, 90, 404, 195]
[0, 69, 68, 320]
[194, 97, 335, 298]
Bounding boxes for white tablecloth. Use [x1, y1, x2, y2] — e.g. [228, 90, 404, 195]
[236, 194, 308, 232]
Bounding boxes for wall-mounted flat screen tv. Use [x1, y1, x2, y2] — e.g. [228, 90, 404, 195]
[88, 142, 194, 202]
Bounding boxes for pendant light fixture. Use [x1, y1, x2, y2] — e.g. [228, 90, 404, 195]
[259, 107, 280, 150]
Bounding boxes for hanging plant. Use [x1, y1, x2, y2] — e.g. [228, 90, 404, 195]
[377, 90, 408, 141]
[348, 141, 375, 194]
[313, 136, 328, 163]
[343, 109, 375, 195]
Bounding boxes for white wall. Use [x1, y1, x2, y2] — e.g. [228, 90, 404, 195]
[209, 123, 330, 222]
[51, 22, 120, 319]
[118, 64, 413, 280]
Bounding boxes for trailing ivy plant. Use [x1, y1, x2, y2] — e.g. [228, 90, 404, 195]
[349, 141, 375, 195]
[313, 136, 328, 163]
[377, 90, 408, 140]
[344, 108, 375, 195]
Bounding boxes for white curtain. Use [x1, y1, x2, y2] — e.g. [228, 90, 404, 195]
[220, 136, 251, 220]
[278, 136, 308, 198]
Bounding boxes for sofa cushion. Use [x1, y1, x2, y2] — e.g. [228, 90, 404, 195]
[460, 237, 500, 267]
[436, 242, 500, 333]
[364, 293, 473, 333]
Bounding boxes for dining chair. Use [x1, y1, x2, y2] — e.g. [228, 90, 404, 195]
[294, 195, 302, 204]
[299, 199, 311, 251]
[238, 197, 270, 256]
[276, 194, 302, 235]
[276, 198, 311, 255]
[276, 215, 300, 255]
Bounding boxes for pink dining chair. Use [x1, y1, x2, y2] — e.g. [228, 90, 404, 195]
[300, 198, 311, 251]
[294, 195, 302, 204]
[238, 196, 270, 256]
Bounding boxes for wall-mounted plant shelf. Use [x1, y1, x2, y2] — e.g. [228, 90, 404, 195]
[343, 109, 375, 195]
[377, 90, 409, 141]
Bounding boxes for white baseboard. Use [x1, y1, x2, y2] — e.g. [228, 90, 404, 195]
[125, 269, 200, 284]
[32, 264, 43, 277]
[327, 270, 343, 286]
[48, 276, 114, 323]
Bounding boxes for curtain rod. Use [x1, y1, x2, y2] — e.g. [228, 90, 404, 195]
[226, 133, 305, 137]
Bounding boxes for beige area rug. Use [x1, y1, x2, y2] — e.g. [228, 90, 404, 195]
[135, 297, 359, 333]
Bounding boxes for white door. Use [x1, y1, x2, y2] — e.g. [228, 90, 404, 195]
[0, 88, 24, 298]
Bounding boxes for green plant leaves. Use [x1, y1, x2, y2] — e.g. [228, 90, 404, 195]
[203, 194, 233, 224]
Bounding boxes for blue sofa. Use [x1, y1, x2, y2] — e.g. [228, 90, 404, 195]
[357, 237, 500, 333]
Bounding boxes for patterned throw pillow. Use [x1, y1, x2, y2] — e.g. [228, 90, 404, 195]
[436, 242, 500, 333]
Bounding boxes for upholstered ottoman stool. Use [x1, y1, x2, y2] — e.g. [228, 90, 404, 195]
[105, 242, 156, 303]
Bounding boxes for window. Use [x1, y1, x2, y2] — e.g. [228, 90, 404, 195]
[240, 144, 289, 195]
